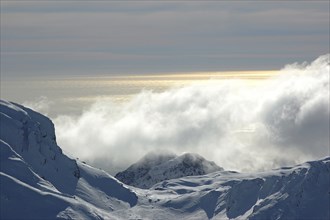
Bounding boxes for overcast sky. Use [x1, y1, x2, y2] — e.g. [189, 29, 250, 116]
[1, 1, 329, 77]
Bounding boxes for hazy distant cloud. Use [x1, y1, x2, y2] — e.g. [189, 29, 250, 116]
[23, 96, 53, 116]
[1, 2, 329, 76]
[54, 54, 329, 174]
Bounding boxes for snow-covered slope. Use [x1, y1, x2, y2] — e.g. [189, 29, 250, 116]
[0, 100, 137, 219]
[110, 157, 330, 220]
[1, 100, 329, 220]
[115, 152, 223, 189]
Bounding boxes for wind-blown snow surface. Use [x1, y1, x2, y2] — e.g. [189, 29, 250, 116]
[115, 152, 223, 189]
[1, 100, 329, 219]
[0, 100, 137, 219]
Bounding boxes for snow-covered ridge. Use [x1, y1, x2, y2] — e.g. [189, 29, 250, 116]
[0, 100, 137, 219]
[1, 100, 329, 219]
[149, 157, 330, 219]
[0, 100, 80, 194]
[115, 151, 223, 189]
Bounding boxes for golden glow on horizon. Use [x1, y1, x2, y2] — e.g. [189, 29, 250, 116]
[48, 70, 280, 103]
[69, 70, 280, 102]
[122, 70, 278, 78]
[77, 70, 279, 80]
[2, 70, 281, 113]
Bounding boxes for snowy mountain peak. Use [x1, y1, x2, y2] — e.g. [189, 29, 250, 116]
[175, 152, 221, 173]
[0, 100, 80, 194]
[134, 150, 177, 167]
[1, 101, 329, 219]
[1, 100, 137, 219]
[115, 152, 223, 189]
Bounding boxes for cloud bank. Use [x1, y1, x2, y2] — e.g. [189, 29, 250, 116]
[54, 55, 329, 174]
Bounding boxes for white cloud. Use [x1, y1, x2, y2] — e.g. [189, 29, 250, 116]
[54, 55, 329, 175]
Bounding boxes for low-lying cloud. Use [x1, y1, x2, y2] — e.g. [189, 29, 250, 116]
[54, 54, 329, 174]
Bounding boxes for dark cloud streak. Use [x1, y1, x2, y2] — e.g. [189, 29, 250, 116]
[1, 2, 329, 76]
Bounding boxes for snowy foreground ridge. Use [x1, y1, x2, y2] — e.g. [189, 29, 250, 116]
[1, 100, 329, 220]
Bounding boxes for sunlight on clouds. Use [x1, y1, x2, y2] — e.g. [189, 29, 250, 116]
[5, 70, 278, 118]
[54, 55, 329, 175]
[62, 70, 279, 103]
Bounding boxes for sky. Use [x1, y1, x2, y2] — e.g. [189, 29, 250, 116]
[1, 1, 329, 77]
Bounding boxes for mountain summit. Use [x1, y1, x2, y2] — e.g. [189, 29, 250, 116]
[1, 100, 329, 219]
[115, 151, 223, 189]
